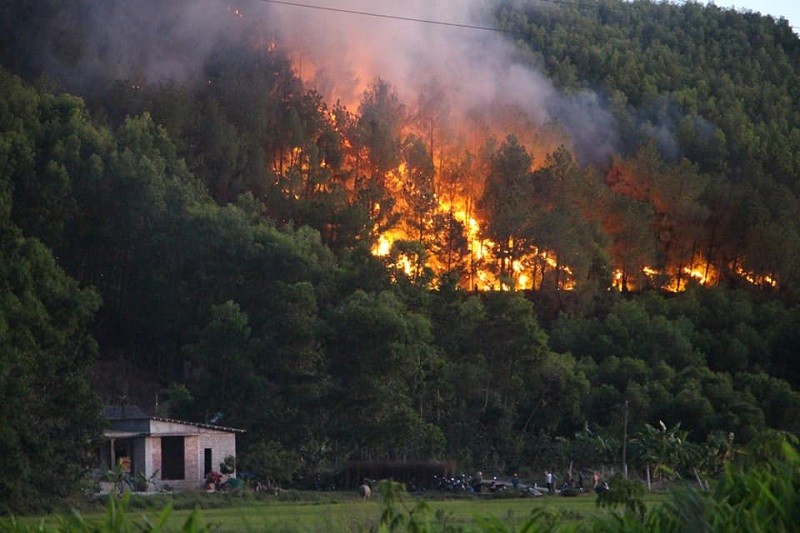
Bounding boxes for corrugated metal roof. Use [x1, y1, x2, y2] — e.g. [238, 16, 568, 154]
[103, 405, 245, 433]
[149, 415, 245, 433]
[103, 430, 146, 438]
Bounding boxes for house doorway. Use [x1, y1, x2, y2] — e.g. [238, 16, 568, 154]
[113, 440, 133, 473]
[161, 436, 185, 480]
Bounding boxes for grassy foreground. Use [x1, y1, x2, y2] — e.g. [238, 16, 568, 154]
[2, 491, 665, 532]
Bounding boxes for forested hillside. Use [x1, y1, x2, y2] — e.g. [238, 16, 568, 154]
[1, 0, 799, 510]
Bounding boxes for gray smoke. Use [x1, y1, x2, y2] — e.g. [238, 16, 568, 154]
[38, 0, 620, 163]
[41, 0, 249, 92]
[262, 0, 619, 163]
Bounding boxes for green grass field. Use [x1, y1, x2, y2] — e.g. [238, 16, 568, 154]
[4, 491, 669, 532]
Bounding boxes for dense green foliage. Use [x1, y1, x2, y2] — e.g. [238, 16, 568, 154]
[0, 71, 104, 512]
[1, 0, 799, 512]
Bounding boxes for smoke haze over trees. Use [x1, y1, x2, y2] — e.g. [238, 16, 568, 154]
[1, 0, 800, 510]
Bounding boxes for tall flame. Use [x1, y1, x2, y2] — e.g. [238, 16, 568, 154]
[256, 11, 779, 294]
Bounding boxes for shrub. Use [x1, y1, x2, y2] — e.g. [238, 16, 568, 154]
[595, 474, 646, 521]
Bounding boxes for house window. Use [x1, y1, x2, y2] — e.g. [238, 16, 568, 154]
[204, 448, 213, 476]
[161, 436, 185, 480]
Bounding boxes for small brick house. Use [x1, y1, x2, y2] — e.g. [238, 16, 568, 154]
[101, 406, 244, 491]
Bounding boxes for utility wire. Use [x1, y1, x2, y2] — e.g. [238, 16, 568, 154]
[256, 0, 798, 32]
[256, 0, 508, 32]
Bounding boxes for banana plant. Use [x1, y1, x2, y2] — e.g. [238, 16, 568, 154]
[629, 420, 698, 489]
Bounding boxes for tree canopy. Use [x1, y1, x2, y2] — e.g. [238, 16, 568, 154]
[1, 0, 800, 510]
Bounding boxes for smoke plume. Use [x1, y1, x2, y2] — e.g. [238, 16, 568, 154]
[37, 0, 619, 163]
[262, 0, 619, 162]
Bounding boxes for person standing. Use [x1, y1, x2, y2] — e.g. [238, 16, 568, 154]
[512, 473, 520, 492]
[472, 471, 483, 493]
[545, 470, 554, 495]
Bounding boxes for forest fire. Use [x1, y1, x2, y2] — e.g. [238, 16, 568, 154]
[279, 46, 780, 293]
[244, 3, 783, 295]
[370, 173, 580, 292]
[734, 266, 779, 289]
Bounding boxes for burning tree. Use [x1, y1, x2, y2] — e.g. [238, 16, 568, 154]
[478, 135, 537, 289]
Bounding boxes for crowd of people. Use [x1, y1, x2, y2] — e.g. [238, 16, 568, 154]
[471, 468, 610, 496]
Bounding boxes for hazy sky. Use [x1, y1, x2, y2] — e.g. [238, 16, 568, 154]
[706, 0, 799, 31]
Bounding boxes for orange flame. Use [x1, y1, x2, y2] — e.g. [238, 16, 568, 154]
[260, 41, 780, 294]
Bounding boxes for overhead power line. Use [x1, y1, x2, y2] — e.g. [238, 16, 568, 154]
[256, 0, 508, 32]
[257, 0, 798, 32]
